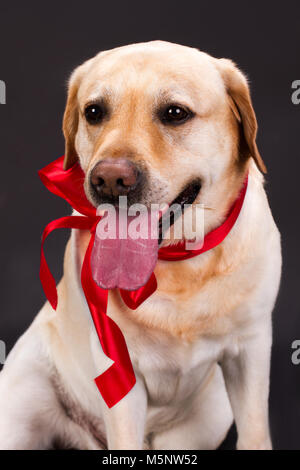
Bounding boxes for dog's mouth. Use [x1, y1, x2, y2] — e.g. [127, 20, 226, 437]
[90, 179, 201, 292]
[158, 179, 202, 244]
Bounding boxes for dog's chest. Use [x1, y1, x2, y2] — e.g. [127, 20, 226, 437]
[131, 333, 228, 407]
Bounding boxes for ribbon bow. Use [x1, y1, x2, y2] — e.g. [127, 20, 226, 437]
[39, 156, 248, 408]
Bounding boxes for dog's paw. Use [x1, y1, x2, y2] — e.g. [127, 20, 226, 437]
[237, 437, 272, 450]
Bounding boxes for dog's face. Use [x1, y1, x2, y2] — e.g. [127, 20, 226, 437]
[63, 41, 266, 236]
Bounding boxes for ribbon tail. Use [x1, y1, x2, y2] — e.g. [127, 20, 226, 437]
[81, 231, 136, 408]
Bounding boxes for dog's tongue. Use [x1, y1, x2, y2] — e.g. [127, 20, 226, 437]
[91, 208, 159, 291]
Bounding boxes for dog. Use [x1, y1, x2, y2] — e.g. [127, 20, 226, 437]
[0, 41, 281, 450]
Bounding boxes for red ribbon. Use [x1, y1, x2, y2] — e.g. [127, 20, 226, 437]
[38, 156, 248, 408]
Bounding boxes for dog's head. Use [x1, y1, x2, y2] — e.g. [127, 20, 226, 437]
[63, 41, 265, 237]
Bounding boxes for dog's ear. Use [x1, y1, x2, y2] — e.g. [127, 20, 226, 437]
[62, 66, 85, 170]
[217, 58, 267, 174]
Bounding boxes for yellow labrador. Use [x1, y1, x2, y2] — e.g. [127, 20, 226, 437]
[0, 41, 281, 450]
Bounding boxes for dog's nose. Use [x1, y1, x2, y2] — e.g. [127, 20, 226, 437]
[90, 158, 140, 198]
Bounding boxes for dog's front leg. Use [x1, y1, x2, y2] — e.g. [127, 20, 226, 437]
[102, 376, 147, 450]
[221, 319, 272, 450]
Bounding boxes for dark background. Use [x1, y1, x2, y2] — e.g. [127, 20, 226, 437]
[0, 1, 299, 450]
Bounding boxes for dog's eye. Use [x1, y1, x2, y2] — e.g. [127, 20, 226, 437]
[161, 105, 191, 124]
[84, 104, 104, 124]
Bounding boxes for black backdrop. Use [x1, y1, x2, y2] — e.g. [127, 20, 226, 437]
[0, 1, 299, 450]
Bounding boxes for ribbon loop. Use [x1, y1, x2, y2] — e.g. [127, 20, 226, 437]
[40, 215, 94, 309]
